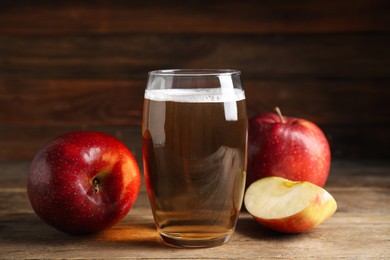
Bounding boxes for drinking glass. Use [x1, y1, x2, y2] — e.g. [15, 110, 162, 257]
[142, 69, 248, 248]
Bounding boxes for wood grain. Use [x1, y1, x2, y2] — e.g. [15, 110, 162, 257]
[1, 79, 389, 160]
[0, 0, 389, 160]
[1, 79, 388, 126]
[0, 80, 145, 126]
[1, 34, 389, 80]
[1, 161, 389, 258]
[0, 0, 389, 35]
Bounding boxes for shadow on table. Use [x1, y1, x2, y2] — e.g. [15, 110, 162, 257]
[2, 212, 306, 250]
[235, 214, 304, 241]
[0, 213, 164, 249]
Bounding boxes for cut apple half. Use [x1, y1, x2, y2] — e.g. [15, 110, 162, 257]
[244, 176, 337, 233]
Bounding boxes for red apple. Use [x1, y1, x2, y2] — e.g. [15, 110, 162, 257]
[244, 176, 337, 233]
[27, 131, 141, 234]
[247, 107, 331, 188]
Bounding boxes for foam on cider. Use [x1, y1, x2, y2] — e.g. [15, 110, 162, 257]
[144, 88, 245, 103]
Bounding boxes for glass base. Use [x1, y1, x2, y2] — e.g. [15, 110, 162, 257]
[158, 229, 234, 248]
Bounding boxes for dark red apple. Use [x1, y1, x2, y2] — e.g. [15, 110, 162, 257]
[27, 131, 141, 234]
[247, 107, 331, 188]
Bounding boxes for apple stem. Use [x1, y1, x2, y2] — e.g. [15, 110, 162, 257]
[275, 107, 286, 124]
[92, 178, 99, 194]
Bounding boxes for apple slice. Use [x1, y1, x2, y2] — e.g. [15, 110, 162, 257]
[244, 176, 337, 233]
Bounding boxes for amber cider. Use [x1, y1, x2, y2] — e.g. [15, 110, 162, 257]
[142, 88, 247, 247]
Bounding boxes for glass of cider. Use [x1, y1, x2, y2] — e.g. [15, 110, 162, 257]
[142, 69, 248, 248]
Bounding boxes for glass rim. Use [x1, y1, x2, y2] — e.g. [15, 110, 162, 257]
[148, 69, 241, 77]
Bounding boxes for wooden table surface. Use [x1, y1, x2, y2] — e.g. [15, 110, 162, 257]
[1, 160, 389, 259]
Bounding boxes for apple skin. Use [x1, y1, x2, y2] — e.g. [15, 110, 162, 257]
[254, 198, 336, 233]
[27, 131, 141, 235]
[244, 176, 337, 233]
[247, 110, 331, 188]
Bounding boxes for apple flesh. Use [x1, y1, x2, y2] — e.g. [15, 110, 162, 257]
[247, 108, 331, 188]
[244, 176, 337, 233]
[27, 131, 141, 234]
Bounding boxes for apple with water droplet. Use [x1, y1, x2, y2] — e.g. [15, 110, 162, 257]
[247, 107, 331, 188]
[27, 131, 141, 234]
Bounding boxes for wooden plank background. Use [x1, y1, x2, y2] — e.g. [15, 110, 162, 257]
[0, 0, 389, 161]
